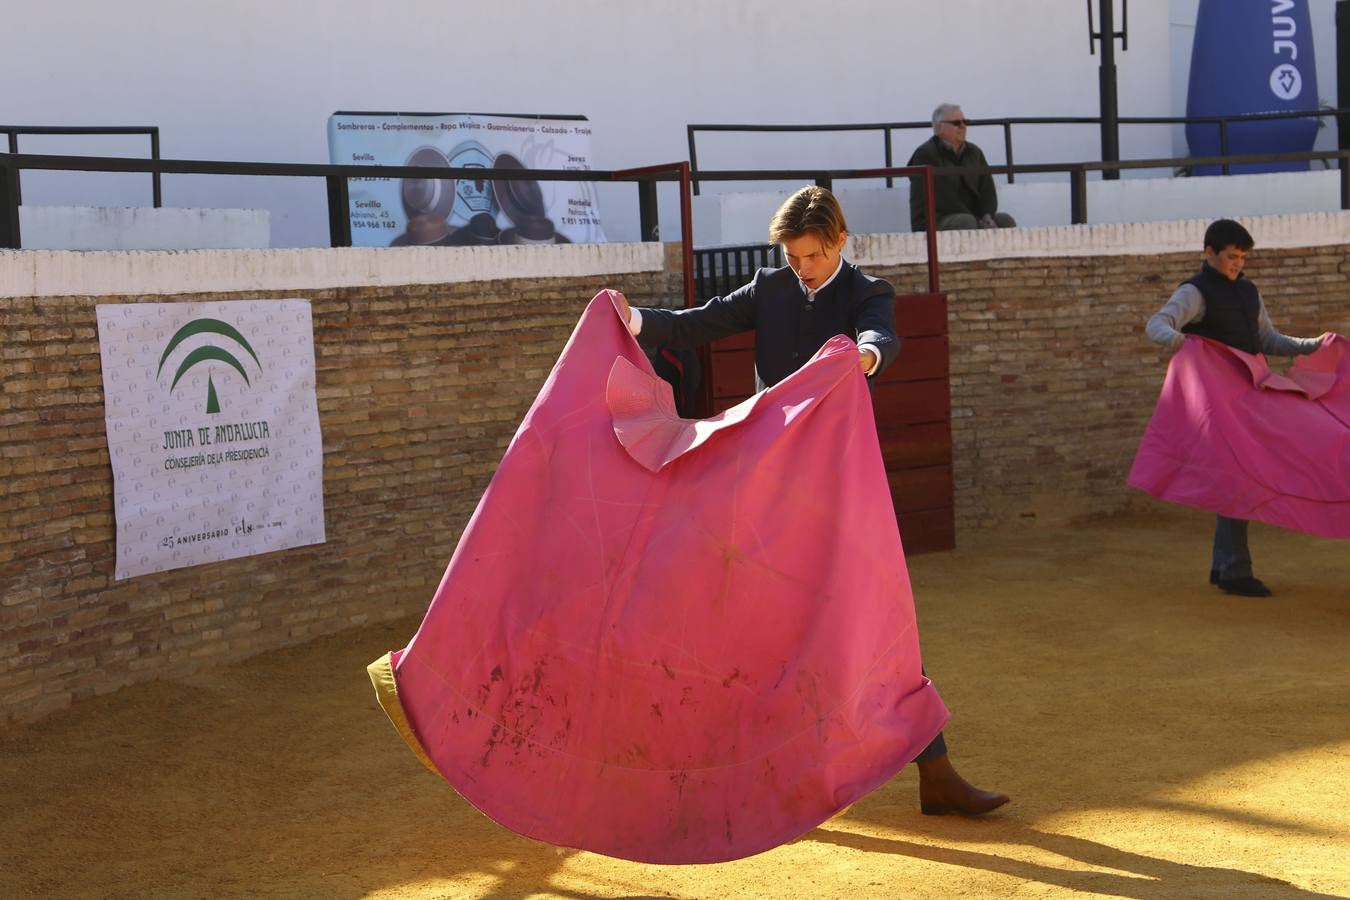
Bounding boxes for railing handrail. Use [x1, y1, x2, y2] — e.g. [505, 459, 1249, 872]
[0, 151, 678, 182]
[0, 152, 948, 315]
[6, 146, 1347, 276]
[7, 147, 1343, 181]
[682, 149, 1350, 227]
[691, 148, 1350, 180]
[1, 126, 162, 208]
[689, 110, 1348, 131]
[0, 126, 162, 135]
[0, 152, 707, 311]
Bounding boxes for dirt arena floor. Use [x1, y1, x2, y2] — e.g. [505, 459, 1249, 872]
[2, 506, 1347, 899]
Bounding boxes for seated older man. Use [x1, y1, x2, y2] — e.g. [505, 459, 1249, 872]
[907, 103, 1017, 232]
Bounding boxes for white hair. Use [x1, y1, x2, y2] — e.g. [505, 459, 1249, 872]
[931, 103, 962, 129]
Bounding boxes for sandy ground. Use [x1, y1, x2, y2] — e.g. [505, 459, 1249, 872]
[2, 507, 1348, 900]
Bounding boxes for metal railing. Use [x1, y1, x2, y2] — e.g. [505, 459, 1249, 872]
[688, 108, 1350, 192]
[0, 153, 946, 297]
[686, 149, 1350, 227]
[692, 243, 782, 300]
[0, 151, 703, 309]
[1, 126, 162, 207]
[2, 145, 1345, 252]
[0, 151, 675, 246]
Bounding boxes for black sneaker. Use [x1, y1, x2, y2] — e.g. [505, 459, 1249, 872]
[1216, 576, 1273, 597]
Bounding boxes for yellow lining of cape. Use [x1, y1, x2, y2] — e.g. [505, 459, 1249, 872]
[366, 652, 443, 778]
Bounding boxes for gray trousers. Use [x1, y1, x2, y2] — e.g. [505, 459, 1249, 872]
[937, 211, 1017, 231]
[1213, 515, 1253, 580]
[914, 729, 948, 762]
[911, 665, 948, 762]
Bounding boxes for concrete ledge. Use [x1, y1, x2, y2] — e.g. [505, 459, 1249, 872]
[849, 210, 1350, 267]
[4, 210, 1346, 299]
[0, 241, 667, 298]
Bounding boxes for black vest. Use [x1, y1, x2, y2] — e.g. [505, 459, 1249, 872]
[1180, 264, 1261, 354]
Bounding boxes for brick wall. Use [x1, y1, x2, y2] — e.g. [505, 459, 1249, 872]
[3, 233, 1347, 723]
[2, 260, 682, 723]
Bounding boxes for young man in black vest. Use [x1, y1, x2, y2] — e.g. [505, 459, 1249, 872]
[614, 186, 1009, 817]
[1145, 218, 1329, 597]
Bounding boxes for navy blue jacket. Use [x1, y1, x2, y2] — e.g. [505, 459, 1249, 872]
[637, 262, 899, 392]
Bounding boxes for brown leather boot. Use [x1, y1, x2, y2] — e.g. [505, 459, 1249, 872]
[917, 753, 1010, 816]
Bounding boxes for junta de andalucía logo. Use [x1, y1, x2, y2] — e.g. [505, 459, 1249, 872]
[157, 318, 262, 414]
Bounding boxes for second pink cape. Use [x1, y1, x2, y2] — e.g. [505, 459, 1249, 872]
[1128, 334, 1350, 537]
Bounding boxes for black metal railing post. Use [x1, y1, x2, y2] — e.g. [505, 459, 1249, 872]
[326, 175, 351, 247]
[1341, 155, 1350, 210]
[150, 128, 162, 208]
[1003, 122, 1015, 184]
[0, 158, 21, 249]
[687, 126, 701, 196]
[1070, 166, 1089, 224]
[637, 178, 659, 241]
[883, 129, 894, 188]
[814, 175, 832, 191]
[1089, 0, 1124, 180]
[1218, 119, 1231, 176]
[6, 131, 20, 206]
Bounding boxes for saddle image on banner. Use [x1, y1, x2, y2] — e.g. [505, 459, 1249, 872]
[1129, 334, 1350, 538]
[368, 290, 947, 864]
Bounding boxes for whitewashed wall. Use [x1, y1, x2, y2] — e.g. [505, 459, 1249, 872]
[9, 2, 1339, 248]
[9, 0, 1177, 247]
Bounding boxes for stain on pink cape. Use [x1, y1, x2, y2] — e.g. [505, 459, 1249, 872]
[1128, 334, 1350, 538]
[369, 290, 948, 863]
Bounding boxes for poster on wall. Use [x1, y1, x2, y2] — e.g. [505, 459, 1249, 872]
[326, 110, 607, 247]
[96, 300, 326, 580]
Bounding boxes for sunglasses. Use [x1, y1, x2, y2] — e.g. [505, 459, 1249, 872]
[940, 119, 970, 127]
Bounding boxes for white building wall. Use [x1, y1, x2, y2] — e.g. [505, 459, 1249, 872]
[9, 0, 1179, 247]
[18, 206, 270, 251]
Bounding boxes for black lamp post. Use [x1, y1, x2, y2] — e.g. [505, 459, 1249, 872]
[1339, 1, 1350, 154]
[1088, 0, 1128, 180]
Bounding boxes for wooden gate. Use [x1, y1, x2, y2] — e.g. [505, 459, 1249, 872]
[697, 290, 955, 555]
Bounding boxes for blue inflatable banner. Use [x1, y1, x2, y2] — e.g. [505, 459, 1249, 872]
[1186, 0, 1320, 174]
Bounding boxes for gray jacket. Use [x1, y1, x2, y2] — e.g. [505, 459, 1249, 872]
[1146, 283, 1320, 356]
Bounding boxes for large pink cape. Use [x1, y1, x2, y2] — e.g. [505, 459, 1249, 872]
[368, 290, 948, 863]
[1128, 334, 1350, 537]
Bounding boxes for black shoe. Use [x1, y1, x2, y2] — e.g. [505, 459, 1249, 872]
[1209, 568, 1219, 585]
[1216, 576, 1272, 597]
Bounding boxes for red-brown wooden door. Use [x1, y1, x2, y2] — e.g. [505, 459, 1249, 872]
[701, 292, 955, 554]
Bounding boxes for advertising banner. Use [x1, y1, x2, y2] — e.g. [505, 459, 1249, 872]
[327, 111, 606, 247]
[1186, 0, 1319, 174]
[97, 300, 326, 580]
